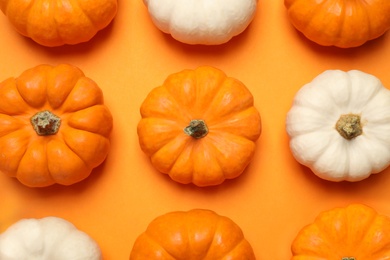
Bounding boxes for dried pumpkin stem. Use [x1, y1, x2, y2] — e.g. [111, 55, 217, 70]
[335, 114, 362, 140]
[184, 119, 208, 139]
[31, 110, 61, 136]
[342, 258, 355, 260]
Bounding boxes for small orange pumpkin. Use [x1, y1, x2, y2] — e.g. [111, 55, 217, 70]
[0, 0, 118, 47]
[0, 64, 113, 187]
[291, 204, 390, 259]
[137, 66, 261, 187]
[130, 209, 256, 259]
[284, 0, 390, 48]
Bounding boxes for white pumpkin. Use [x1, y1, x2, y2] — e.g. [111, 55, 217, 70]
[0, 217, 101, 260]
[142, 0, 258, 45]
[286, 70, 390, 182]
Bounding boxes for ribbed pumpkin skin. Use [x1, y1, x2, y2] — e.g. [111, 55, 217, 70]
[137, 66, 261, 187]
[284, 0, 390, 48]
[291, 204, 390, 259]
[142, 0, 258, 45]
[0, 64, 113, 187]
[130, 209, 256, 260]
[0, 0, 118, 47]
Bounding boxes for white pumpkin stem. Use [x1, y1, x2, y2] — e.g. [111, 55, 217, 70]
[335, 114, 362, 140]
[184, 119, 208, 139]
[31, 110, 61, 136]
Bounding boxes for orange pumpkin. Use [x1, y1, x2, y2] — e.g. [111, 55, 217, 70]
[284, 0, 390, 48]
[0, 0, 118, 47]
[291, 204, 390, 259]
[130, 209, 256, 259]
[0, 64, 113, 187]
[137, 66, 261, 187]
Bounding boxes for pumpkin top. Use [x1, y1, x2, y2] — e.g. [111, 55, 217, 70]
[0, 64, 113, 187]
[137, 66, 261, 186]
[286, 70, 390, 182]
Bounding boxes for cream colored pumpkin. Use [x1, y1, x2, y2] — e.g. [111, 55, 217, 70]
[142, 0, 258, 45]
[0, 217, 101, 260]
[286, 70, 390, 181]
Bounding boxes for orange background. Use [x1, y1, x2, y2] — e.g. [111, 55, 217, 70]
[1, 1, 390, 259]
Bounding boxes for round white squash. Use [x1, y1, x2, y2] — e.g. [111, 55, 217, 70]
[0, 217, 101, 260]
[143, 0, 258, 45]
[286, 70, 390, 182]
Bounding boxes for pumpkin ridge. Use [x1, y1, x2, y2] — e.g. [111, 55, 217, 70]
[0, 130, 30, 177]
[171, 139, 197, 176]
[357, 83, 387, 116]
[337, 1, 349, 45]
[0, 114, 27, 137]
[66, 105, 113, 136]
[192, 138, 225, 183]
[143, 232, 177, 259]
[360, 129, 390, 164]
[202, 78, 254, 122]
[4, 0, 34, 36]
[346, 71, 389, 111]
[221, 239, 252, 259]
[160, 75, 192, 119]
[27, 1, 57, 43]
[193, 69, 229, 118]
[138, 118, 184, 155]
[292, 222, 336, 257]
[207, 107, 261, 140]
[60, 129, 96, 168]
[69, 0, 96, 28]
[287, 108, 336, 137]
[186, 212, 218, 259]
[360, 1, 373, 39]
[352, 214, 386, 255]
[202, 217, 224, 259]
[313, 133, 350, 178]
[16, 139, 55, 185]
[296, 0, 327, 32]
[290, 130, 331, 160]
[205, 105, 249, 126]
[205, 132, 253, 178]
[52, 4, 65, 46]
[158, 86, 192, 122]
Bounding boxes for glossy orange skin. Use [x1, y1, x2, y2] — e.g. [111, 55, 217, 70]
[0, 64, 113, 187]
[284, 0, 390, 48]
[130, 209, 256, 260]
[291, 204, 390, 259]
[137, 66, 261, 187]
[0, 0, 118, 47]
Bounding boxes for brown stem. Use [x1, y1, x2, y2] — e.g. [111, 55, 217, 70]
[31, 110, 61, 136]
[184, 119, 208, 139]
[335, 114, 362, 140]
[342, 258, 355, 260]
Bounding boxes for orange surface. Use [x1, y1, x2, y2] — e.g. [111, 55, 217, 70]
[1, 1, 390, 259]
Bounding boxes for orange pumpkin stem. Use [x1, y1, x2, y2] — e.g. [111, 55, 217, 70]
[31, 110, 61, 136]
[184, 119, 208, 139]
[335, 114, 362, 140]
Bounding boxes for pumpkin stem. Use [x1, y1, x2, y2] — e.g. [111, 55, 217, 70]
[335, 114, 362, 140]
[342, 258, 355, 260]
[184, 119, 208, 139]
[31, 110, 61, 136]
